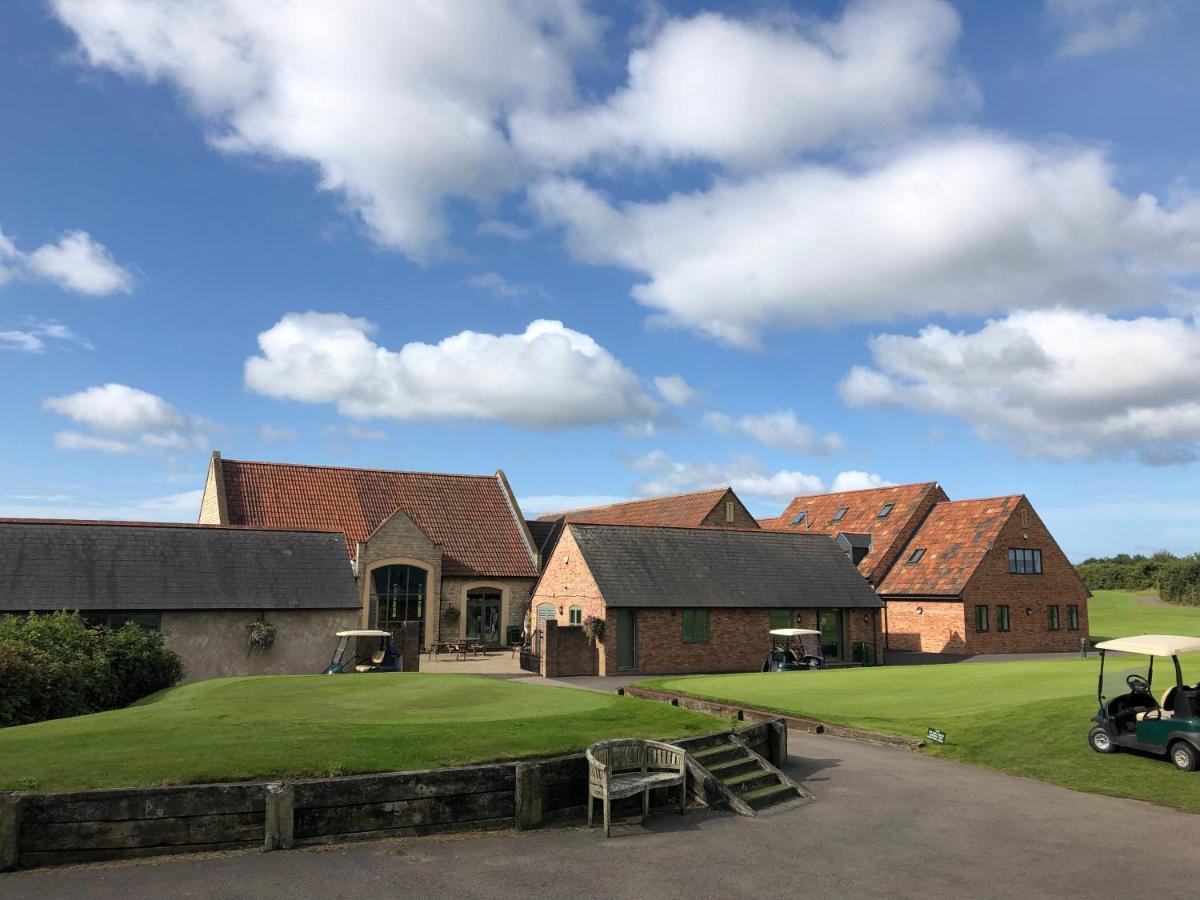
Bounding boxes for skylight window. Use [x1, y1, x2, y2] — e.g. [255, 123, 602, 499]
[791, 510, 807, 526]
[907, 548, 926, 564]
[878, 502, 894, 518]
[830, 507, 848, 524]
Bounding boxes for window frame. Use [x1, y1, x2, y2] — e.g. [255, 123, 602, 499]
[1007, 548, 1043, 575]
[1047, 604, 1061, 631]
[878, 502, 895, 518]
[997, 604, 1011, 633]
[830, 507, 849, 524]
[1067, 604, 1079, 631]
[975, 605, 989, 633]
[568, 605, 583, 626]
[682, 608, 711, 644]
[791, 510, 807, 526]
[907, 547, 926, 564]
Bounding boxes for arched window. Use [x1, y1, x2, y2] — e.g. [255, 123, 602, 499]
[371, 565, 427, 633]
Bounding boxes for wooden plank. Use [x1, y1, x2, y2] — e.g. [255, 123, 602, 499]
[535, 755, 587, 787]
[294, 790, 514, 839]
[21, 812, 265, 851]
[729, 731, 813, 802]
[544, 781, 587, 813]
[1, 794, 22, 872]
[296, 817, 512, 847]
[263, 783, 294, 851]
[21, 783, 266, 824]
[514, 763, 544, 831]
[292, 765, 514, 809]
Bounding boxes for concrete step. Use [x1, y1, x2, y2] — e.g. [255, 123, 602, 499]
[692, 744, 743, 767]
[707, 757, 759, 779]
[742, 782, 797, 811]
[724, 771, 779, 795]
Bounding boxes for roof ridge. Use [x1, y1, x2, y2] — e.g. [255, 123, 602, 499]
[222, 457, 496, 480]
[569, 521, 831, 537]
[788, 481, 938, 501]
[0, 518, 347, 535]
[540, 486, 729, 518]
[935, 493, 1024, 505]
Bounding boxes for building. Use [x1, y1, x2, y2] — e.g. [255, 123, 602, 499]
[763, 484, 1089, 655]
[530, 523, 883, 676]
[538, 487, 760, 529]
[198, 453, 539, 649]
[0, 519, 360, 681]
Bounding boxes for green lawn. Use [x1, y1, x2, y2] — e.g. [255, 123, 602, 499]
[0, 673, 720, 792]
[637, 591, 1200, 814]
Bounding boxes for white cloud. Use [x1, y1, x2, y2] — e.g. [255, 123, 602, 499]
[52, 0, 595, 262]
[245, 313, 659, 431]
[653, 374, 697, 407]
[259, 424, 297, 442]
[1046, 0, 1170, 57]
[466, 272, 541, 300]
[630, 450, 825, 502]
[321, 424, 390, 441]
[840, 308, 1200, 464]
[0, 489, 203, 522]
[25, 231, 133, 295]
[513, 0, 972, 170]
[0, 319, 92, 353]
[44, 383, 211, 454]
[703, 410, 844, 455]
[533, 135, 1200, 346]
[831, 470, 897, 492]
[519, 494, 629, 516]
[476, 219, 532, 241]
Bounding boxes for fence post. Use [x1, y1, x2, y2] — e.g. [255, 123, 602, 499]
[1, 793, 23, 871]
[767, 719, 788, 768]
[514, 763, 545, 830]
[264, 783, 294, 851]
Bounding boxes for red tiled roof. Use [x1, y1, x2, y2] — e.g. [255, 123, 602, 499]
[537, 487, 745, 528]
[877, 496, 1021, 597]
[762, 482, 944, 583]
[219, 459, 536, 579]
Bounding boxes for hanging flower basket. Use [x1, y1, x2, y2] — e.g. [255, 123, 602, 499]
[582, 615, 605, 645]
[444, 605, 461, 624]
[246, 621, 277, 651]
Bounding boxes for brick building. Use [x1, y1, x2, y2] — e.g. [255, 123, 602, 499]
[763, 483, 1089, 655]
[198, 453, 539, 650]
[530, 523, 883, 676]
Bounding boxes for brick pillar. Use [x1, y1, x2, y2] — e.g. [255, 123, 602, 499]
[540, 620, 557, 678]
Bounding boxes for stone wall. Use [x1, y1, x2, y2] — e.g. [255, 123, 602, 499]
[161, 608, 360, 682]
[436, 577, 535, 647]
[357, 508, 442, 646]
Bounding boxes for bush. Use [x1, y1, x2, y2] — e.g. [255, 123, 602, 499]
[1158, 559, 1200, 607]
[0, 612, 182, 728]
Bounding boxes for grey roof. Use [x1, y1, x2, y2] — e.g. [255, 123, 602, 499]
[835, 532, 873, 551]
[568, 524, 882, 609]
[0, 520, 360, 612]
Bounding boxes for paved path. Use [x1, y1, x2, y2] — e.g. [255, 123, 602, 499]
[5, 730, 1198, 900]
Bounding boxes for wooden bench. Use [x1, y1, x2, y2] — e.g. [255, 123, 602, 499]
[585, 739, 687, 837]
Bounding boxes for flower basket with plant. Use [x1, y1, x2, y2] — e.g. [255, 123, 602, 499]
[444, 605, 461, 625]
[246, 620, 276, 652]
[582, 615, 605, 645]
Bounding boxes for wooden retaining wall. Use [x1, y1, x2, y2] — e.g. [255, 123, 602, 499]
[1, 722, 773, 871]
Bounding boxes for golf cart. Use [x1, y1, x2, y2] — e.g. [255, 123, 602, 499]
[325, 629, 402, 674]
[763, 628, 825, 672]
[1088, 634, 1200, 771]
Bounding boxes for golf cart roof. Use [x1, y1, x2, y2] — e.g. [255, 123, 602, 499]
[769, 628, 822, 636]
[1094, 635, 1200, 656]
[335, 629, 392, 638]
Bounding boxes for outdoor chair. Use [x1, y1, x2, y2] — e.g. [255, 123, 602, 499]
[585, 739, 687, 837]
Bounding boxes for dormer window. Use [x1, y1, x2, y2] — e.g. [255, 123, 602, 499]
[830, 507, 848, 524]
[878, 502, 894, 518]
[907, 548, 926, 564]
[791, 510, 807, 526]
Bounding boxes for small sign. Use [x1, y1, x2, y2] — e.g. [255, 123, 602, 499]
[926, 727, 947, 745]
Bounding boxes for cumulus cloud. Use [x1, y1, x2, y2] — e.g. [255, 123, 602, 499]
[513, 0, 972, 170]
[245, 313, 659, 431]
[466, 272, 542, 300]
[1046, 0, 1171, 57]
[533, 135, 1200, 346]
[52, 0, 595, 262]
[630, 450, 825, 502]
[0, 226, 132, 296]
[44, 383, 212, 454]
[653, 375, 697, 407]
[703, 410, 844, 455]
[831, 470, 897, 492]
[0, 320, 92, 353]
[840, 308, 1200, 464]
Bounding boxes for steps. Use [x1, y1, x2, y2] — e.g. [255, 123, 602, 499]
[690, 735, 810, 815]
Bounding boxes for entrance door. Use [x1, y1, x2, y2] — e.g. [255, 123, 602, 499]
[466, 588, 502, 646]
[615, 608, 638, 670]
[818, 608, 847, 661]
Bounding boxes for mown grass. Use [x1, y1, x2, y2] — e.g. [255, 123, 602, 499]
[0, 673, 720, 791]
[638, 591, 1200, 814]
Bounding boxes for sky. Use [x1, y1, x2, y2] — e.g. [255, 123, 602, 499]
[1, 0, 1199, 561]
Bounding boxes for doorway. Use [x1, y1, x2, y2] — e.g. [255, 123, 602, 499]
[466, 588, 502, 646]
[818, 608, 848, 661]
[615, 608, 638, 670]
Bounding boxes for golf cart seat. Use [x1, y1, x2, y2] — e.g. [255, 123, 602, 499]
[1138, 688, 1178, 721]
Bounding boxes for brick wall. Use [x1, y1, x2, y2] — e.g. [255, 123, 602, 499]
[539, 620, 598, 677]
[883, 600, 968, 653]
[794, 607, 885, 662]
[529, 526, 611, 670]
[961, 497, 1089, 654]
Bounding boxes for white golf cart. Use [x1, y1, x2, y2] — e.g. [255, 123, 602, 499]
[325, 629, 402, 674]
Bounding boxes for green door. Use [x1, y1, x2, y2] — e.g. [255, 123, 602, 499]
[616, 608, 638, 670]
[818, 608, 846, 661]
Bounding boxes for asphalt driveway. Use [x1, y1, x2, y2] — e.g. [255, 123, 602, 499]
[5, 730, 1198, 899]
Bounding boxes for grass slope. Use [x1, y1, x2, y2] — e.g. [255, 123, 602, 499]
[0, 673, 720, 791]
[639, 591, 1200, 814]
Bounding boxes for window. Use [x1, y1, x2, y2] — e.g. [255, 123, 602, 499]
[1067, 604, 1079, 631]
[568, 606, 583, 626]
[769, 608, 793, 631]
[878, 502, 895, 518]
[997, 605, 1011, 632]
[791, 510, 807, 526]
[725, 500, 735, 523]
[830, 507, 848, 524]
[682, 609, 710, 643]
[1048, 605, 1061, 631]
[1008, 548, 1043, 574]
[975, 605, 989, 632]
[372, 564, 427, 631]
[907, 548, 926, 564]
[81, 611, 161, 631]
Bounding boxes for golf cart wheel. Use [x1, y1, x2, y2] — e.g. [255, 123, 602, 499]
[1088, 726, 1118, 754]
[1169, 741, 1199, 772]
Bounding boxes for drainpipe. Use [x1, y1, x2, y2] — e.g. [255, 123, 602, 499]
[873, 608, 880, 666]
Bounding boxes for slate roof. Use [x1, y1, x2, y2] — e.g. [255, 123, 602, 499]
[0, 519, 359, 612]
[762, 482, 945, 583]
[567, 524, 881, 609]
[876, 496, 1022, 597]
[537, 487, 749, 528]
[218, 459, 536, 579]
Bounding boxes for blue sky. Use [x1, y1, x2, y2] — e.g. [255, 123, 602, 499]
[2, 0, 1199, 560]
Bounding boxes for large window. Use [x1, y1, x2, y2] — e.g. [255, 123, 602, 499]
[769, 608, 794, 631]
[466, 587, 502, 645]
[1048, 605, 1061, 631]
[682, 609, 710, 643]
[1008, 548, 1043, 574]
[372, 564, 427, 633]
[975, 605, 989, 632]
[1067, 604, 1079, 631]
[997, 605, 1011, 632]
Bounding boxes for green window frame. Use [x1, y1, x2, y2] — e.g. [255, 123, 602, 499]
[1067, 604, 1079, 631]
[568, 606, 582, 626]
[682, 609, 711, 643]
[974, 605, 989, 632]
[1048, 605, 1061, 631]
[997, 605, 1011, 632]
[769, 608, 793, 631]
